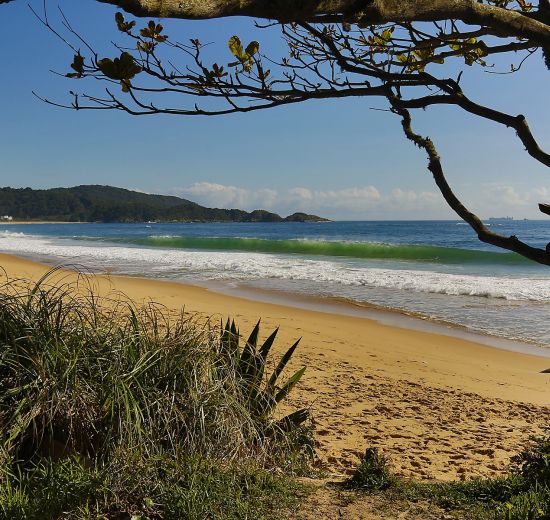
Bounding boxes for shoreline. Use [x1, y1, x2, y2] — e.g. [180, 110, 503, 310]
[3, 221, 550, 351]
[196, 278, 550, 357]
[1, 251, 549, 481]
[1, 221, 85, 224]
[1, 250, 549, 399]
[2, 239, 548, 356]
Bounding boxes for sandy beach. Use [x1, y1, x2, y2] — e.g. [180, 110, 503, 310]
[1, 251, 549, 482]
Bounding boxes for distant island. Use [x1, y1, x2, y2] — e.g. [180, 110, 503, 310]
[0, 185, 329, 223]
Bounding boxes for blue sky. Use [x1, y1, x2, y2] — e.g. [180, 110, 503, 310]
[1, 0, 550, 220]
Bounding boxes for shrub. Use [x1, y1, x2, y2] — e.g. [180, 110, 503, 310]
[0, 270, 314, 517]
[219, 318, 309, 440]
[346, 447, 393, 491]
[513, 430, 550, 488]
[500, 487, 550, 520]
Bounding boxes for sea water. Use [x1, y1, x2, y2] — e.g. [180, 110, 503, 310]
[1, 220, 550, 347]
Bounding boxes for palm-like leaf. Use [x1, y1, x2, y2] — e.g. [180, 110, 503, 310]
[219, 319, 308, 434]
[267, 338, 301, 389]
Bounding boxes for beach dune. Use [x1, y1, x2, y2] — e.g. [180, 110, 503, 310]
[1, 252, 549, 481]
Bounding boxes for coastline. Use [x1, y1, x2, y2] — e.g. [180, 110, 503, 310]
[1, 221, 85, 224]
[197, 278, 550, 357]
[1, 251, 549, 481]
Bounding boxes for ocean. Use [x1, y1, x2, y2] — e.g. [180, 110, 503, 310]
[1, 220, 550, 348]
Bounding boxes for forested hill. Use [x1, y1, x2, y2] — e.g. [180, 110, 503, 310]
[0, 185, 328, 223]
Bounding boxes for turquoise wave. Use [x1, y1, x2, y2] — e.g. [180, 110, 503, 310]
[119, 236, 529, 265]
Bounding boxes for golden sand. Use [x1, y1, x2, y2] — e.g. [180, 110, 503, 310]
[1, 252, 548, 481]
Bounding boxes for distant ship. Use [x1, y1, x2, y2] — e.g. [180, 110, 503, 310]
[488, 216, 513, 221]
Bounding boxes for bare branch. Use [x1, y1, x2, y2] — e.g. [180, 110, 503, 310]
[390, 96, 550, 266]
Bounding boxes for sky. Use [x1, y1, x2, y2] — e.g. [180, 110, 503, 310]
[1, 1, 550, 220]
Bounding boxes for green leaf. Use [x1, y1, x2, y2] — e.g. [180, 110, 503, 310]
[115, 12, 136, 33]
[245, 41, 260, 56]
[246, 319, 261, 348]
[67, 53, 86, 78]
[97, 52, 141, 82]
[277, 408, 309, 432]
[396, 53, 408, 64]
[221, 318, 239, 358]
[476, 41, 489, 57]
[228, 35, 244, 59]
[381, 28, 393, 42]
[275, 366, 306, 404]
[268, 338, 301, 388]
[258, 327, 278, 361]
[239, 342, 257, 378]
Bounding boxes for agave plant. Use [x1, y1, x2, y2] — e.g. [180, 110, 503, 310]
[219, 319, 309, 435]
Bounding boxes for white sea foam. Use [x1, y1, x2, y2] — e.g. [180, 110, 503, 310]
[1, 231, 550, 302]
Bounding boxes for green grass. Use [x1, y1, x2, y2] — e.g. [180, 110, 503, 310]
[0, 454, 309, 520]
[397, 476, 530, 518]
[344, 447, 393, 491]
[0, 271, 313, 519]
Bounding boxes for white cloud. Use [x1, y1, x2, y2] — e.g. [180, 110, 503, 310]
[165, 182, 451, 219]
[489, 185, 529, 207]
[171, 182, 278, 210]
[287, 186, 381, 212]
[468, 184, 550, 218]
[162, 180, 550, 219]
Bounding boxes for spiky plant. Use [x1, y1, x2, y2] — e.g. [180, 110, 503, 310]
[219, 319, 309, 437]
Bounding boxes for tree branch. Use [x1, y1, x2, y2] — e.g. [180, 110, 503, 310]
[28, 5, 550, 266]
[396, 91, 550, 168]
[389, 95, 550, 266]
[89, 0, 550, 45]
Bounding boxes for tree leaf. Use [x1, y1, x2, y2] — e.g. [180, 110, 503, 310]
[69, 53, 85, 78]
[245, 40, 260, 56]
[381, 28, 393, 42]
[97, 52, 141, 81]
[228, 35, 244, 59]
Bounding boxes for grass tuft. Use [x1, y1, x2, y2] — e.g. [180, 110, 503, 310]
[0, 270, 313, 518]
[345, 447, 393, 491]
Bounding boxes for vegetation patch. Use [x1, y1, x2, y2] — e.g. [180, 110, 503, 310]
[345, 447, 394, 492]
[0, 271, 313, 518]
[0, 455, 309, 520]
[345, 434, 550, 519]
